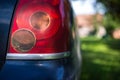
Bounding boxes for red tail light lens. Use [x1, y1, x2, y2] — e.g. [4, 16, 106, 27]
[16, 1, 61, 39]
[8, 0, 70, 53]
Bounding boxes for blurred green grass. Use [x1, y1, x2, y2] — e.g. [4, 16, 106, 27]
[80, 37, 120, 80]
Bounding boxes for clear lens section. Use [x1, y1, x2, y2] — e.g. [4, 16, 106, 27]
[11, 29, 36, 52]
[30, 11, 50, 31]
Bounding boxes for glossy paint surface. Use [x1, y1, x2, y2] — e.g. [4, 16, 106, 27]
[0, 58, 75, 80]
[0, 0, 17, 69]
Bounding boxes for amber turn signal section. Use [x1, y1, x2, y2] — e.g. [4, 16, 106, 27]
[11, 29, 36, 52]
[30, 11, 50, 32]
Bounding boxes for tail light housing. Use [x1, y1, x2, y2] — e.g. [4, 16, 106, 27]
[8, 0, 70, 54]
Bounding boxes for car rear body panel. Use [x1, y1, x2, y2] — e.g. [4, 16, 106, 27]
[0, 58, 75, 80]
[0, 0, 17, 69]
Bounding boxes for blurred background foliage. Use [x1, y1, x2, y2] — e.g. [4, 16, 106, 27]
[103, 14, 120, 36]
[98, 0, 120, 17]
[98, 0, 120, 36]
[80, 37, 120, 80]
[76, 0, 120, 80]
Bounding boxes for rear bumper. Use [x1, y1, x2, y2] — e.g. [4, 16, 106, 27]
[6, 51, 70, 60]
[0, 58, 75, 80]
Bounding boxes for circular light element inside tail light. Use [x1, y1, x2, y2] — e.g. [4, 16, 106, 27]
[30, 11, 50, 32]
[17, 2, 61, 40]
[11, 29, 36, 52]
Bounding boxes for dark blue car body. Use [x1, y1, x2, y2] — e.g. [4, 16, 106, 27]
[0, 0, 17, 70]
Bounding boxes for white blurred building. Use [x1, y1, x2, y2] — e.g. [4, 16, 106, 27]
[70, 0, 106, 38]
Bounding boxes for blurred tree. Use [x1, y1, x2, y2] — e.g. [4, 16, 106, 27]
[98, 0, 120, 18]
[98, 0, 120, 37]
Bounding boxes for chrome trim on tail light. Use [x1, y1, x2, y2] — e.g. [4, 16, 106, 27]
[6, 52, 70, 60]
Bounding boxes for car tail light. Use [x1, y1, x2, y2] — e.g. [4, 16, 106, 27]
[8, 0, 70, 55]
